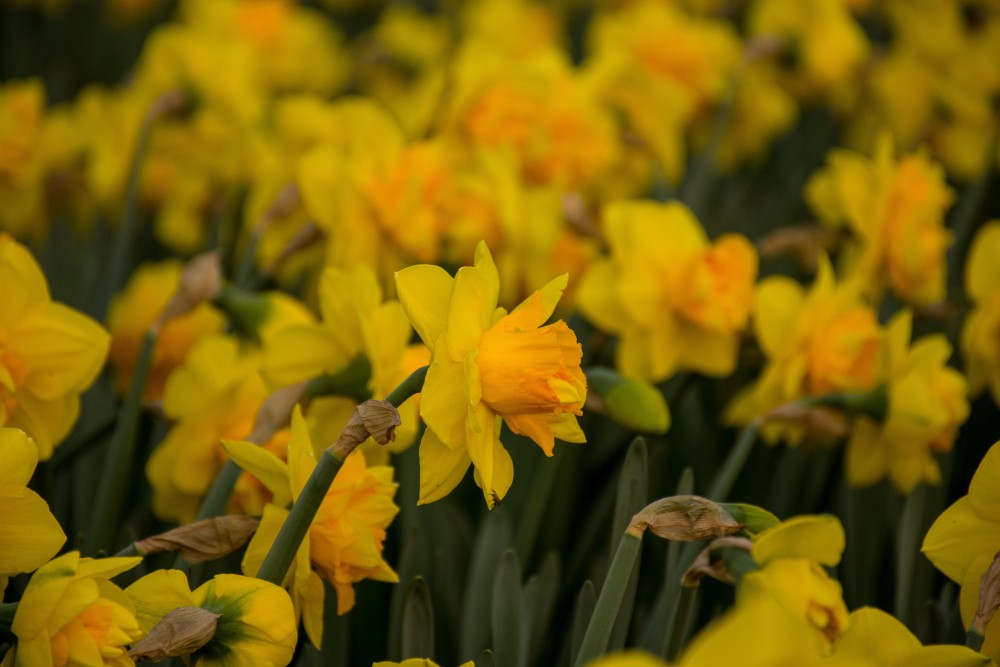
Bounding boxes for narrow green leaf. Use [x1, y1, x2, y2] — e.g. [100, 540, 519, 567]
[574, 533, 643, 665]
[461, 510, 511, 658]
[608, 437, 648, 649]
[520, 553, 560, 667]
[569, 581, 596, 667]
[491, 550, 522, 667]
[476, 649, 497, 667]
[402, 577, 435, 660]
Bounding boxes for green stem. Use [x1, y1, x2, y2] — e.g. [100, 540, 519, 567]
[234, 231, 262, 288]
[114, 543, 140, 558]
[664, 584, 698, 660]
[515, 452, 562, 567]
[85, 330, 157, 555]
[574, 532, 643, 666]
[0, 602, 16, 626]
[707, 420, 760, 501]
[895, 484, 927, 625]
[966, 629, 985, 652]
[196, 461, 244, 521]
[51, 415, 115, 468]
[255, 367, 427, 585]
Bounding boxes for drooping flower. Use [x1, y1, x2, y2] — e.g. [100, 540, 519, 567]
[0, 427, 65, 593]
[962, 221, 1000, 407]
[846, 311, 968, 494]
[0, 233, 110, 458]
[125, 569, 296, 666]
[5, 552, 142, 667]
[395, 241, 586, 506]
[224, 407, 398, 646]
[923, 440, 1000, 662]
[577, 200, 757, 383]
[107, 260, 225, 403]
[806, 134, 954, 305]
[727, 258, 881, 444]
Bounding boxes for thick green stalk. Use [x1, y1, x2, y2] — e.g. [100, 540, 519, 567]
[664, 585, 698, 660]
[967, 629, 985, 652]
[574, 532, 643, 666]
[895, 484, 927, 625]
[515, 450, 561, 567]
[85, 330, 157, 555]
[255, 367, 427, 586]
[113, 543, 140, 558]
[196, 461, 244, 521]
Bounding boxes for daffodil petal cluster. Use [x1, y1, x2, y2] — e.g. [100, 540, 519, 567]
[962, 221, 1000, 406]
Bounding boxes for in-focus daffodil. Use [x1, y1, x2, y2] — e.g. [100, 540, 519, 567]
[923, 440, 1000, 662]
[396, 241, 586, 506]
[846, 311, 968, 494]
[0, 233, 109, 458]
[577, 200, 757, 382]
[806, 134, 954, 305]
[125, 569, 297, 666]
[5, 552, 142, 667]
[0, 427, 65, 593]
[224, 406, 398, 646]
[962, 221, 1000, 407]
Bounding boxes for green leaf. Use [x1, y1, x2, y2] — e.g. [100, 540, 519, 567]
[519, 553, 560, 667]
[720, 503, 781, 535]
[476, 649, 497, 667]
[569, 580, 596, 667]
[402, 577, 435, 660]
[491, 550, 522, 667]
[609, 437, 648, 649]
[462, 510, 511, 658]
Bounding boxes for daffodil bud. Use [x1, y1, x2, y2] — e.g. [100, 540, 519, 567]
[329, 399, 401, 459]
[133, 515, 260, 564]
[128, 606, 221, 661]
[627, 495, 742, 540]
[585, 367, 670, 434]
[154, 250, 224, 332]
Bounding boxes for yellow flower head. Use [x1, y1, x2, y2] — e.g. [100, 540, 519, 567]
[146, 335, 273, 524]
[0, 234, 110, 458]
[923, 440, 1000, 662]
[577, 200, 757, 382]
[0, 79, 46, 239]
[806, 134, 954, 305]
[107, 261, 225, 403]
[8, 551, 142, 667]
[727, 259, 881, 442]
[396, 241, 587, 506]
[0, 427, 65, 592]
[126, 569, 296, 666]
[226, 407, 398, 646]
[846, 311, 969, 494]
[962, 221, 1000, 406]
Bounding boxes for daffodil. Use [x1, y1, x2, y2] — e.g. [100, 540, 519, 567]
[577, 200, 757, 382]
[962, 221, 1000, 406]
[0, 80, 46, 239]
[107, 260, 225, 403]
[727, 258, 881, 444]
[0, 427, 65, 593]
[0, 233, 110, 458]
[923, 440, 1000, 662]
[125, 569, 296, 666]
[846, 311, 968, 494]
[224, 406, 398, 647]
[806, 134, 953, 305]
[395, 241, 586, 507]
[375, 661, 473, 667]
[5, 552, 142, 667]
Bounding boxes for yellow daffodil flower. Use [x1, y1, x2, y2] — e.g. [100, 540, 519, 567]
[125, 569, 296, 666]
[585, 651, 668, 667]
[0, 427, 65, 593]
[962, 221, 1000, 406]
[923, 440, 1000, 662]
[225, 407, 398, 646]
[806, 134, 953, 305]
[5, 551, 142, 667]
[0, 80, 47, 239]
[375, 661, 473, 667]
[395, 241, 586, 507]
[846, 311, 968, 494]
[0, 233, 110, 458]
[107, 260, 225, 403]
[577, 200, 757, 382]
[727, 258, 881, 444]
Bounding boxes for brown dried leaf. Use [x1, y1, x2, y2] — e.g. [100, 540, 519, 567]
[682, 536, 754, 587]
[154, 250, 224, 330]
[329, 399, 401, 459]
[763, 403, 849, 443]
[134, 515, 259, 564]
[628, 495, 742, 541]
[129, 606, 220, 661]
[974, 549, 1000, 634]
[249, 382, 307, 444]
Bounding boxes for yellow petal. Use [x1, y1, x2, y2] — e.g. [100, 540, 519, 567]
[0, 427, 38, 486]
[301, 570, 325, 649]
[242, 504, 289, 580]
[0, 234, 49, 324]
[220, 439, 291, 507]
[751, 515, 845, 567]
[75, 556, 142, 580]
[753, 277, 805, 358]
[845, 418, 889, 488]
[466, 403, 512, 508]
[287, 405, 318, 499]
[394, 264, 454, 349]
[124, 569, 194, 634]
[506, 273, 568, 330]
[966, 221, 1000, 301]
[969, 441, 1000, 521]
[262, 324, 349, 388]
[577, 259, 627, 334]
[826, 607, 919, 666]
[446, 243, 499, 358]
[7, 392, 79, 460]
[417, 428, 471, 505]
[0, 488, 65, 577]
[922, 496, 1000, 583]
[419, 342, 469, 450]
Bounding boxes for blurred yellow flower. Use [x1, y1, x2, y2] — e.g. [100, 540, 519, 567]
[847, 311, 968, 494]
[806, 134, 953, 305]
[0, 79, 46, 239]
[0, 427, 65, 593]
[962, 221, 1000, 406]
[6, 552, 142, 667]
[375, 661, 473, 667]
[0, 233, 110, 458]
[396, 241, 586, 506]
[577, 200, 757, 382]
[585, 652, 668, 667]
[923, 440, 1000, 662]
[226, 407, 398, 645]
[125, 569, 297, 666]
[107, 260, 225, 404]
[727, 259, 881, 443]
